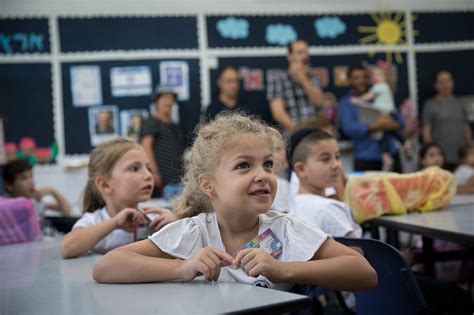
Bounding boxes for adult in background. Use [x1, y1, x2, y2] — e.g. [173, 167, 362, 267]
[140, 85, 184, 196]
[422, 70, 472, 171]
[267, 39, 325, 132]
[339, 64, 403, 172]
[204, 65, 252, 121]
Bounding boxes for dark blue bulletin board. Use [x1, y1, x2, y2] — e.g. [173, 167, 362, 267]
[414, 12, 474, 43]
[207, 14, 393, 48]
[0, 18, 50, 54]
[416, 49, 474, 111]
[0, 63, 54, 146]
[58, 16, 198, 52]
[61, 59, 201, 154]
[212, 52, 409, 126]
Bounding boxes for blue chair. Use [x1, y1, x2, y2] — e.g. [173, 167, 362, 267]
[334, 237, 428, 315]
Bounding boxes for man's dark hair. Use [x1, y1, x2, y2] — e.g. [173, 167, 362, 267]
[347, 64, 367, 79]
[218, 65, 238, 79]
[2, 159, 32, 185]
[287, 39, 307, 54]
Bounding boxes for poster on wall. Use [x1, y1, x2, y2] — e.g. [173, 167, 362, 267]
[88, 105, 119, 146]
[159, 61, 189, 101]
[110, 66, 152, 97]
[71, 65, 103, 107]
[120, 109, 149, 142]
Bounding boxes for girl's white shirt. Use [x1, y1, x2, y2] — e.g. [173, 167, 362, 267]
[150, 210, 327, 291]
[73, 207, 134, 254]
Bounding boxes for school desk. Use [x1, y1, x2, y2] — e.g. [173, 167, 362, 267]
[367, 202, 474, 277]
[0, 237, 311, 314]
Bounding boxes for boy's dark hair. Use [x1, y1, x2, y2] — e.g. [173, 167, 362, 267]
[289, 128, 335, 167]
[458, 144, 474, 161]
[347, 64, 367, 79]
[2, 159, 32, 185]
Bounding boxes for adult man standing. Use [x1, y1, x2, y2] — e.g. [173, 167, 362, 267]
[204, 65, 251, 121]
[140, 85, 184, 196]
[339, 64, 402, 172]
[267, 39, 325, 131]
[422, 70, 472, 171]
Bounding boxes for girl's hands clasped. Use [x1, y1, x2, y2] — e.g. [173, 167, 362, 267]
[180, 247, 234, 281]
[234, 248, 286, 283]
[113, 208, 146, 232]
[143, 207, 177, 232]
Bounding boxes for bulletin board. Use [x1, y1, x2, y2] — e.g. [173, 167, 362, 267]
[58, 16, 198, 52]
[0, 18, 50, 54]
[416, 49, 474, 112]
[0, 63, 54, 147]
[61, 58, 201, 154]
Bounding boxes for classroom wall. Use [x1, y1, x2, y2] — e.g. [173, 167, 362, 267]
[1, 0, 473, 159]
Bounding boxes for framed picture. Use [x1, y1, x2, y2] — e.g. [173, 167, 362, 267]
[88, 105, 119, 146]
[120, 109, 149, 142]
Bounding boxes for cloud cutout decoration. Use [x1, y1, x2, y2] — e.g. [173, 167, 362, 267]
[265, 24, 298, 46]
[216, 17, 249, 39]
[314, 16, 346, 39]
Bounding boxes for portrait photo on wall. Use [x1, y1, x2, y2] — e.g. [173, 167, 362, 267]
[120, 109, 149, 142]
[88, 105, 119, 146]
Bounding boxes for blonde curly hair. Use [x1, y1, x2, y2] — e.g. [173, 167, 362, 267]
[174, 113, 282, 219]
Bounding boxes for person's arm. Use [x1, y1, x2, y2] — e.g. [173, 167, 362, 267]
[300, 76, 324, 108]
[60, 208, 146, 258]
[269, 99, 295, 131]
[234, 238, 377, 291]
[140, 135, 163, 190]
[93, 240, 234, 283]
[357, 90, 376, 102]
[422, 125, 432, 144]
[465, 123, 472, 144]
[457, 175, 474, 194]
[289, 62, 324, 108]
[35, 187, 71, 215]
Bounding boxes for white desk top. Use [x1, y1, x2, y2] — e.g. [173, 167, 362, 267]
[371, 205, 474, 245]
[0, 237, 310, 314]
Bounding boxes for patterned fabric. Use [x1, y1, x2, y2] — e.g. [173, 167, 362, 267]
[266, 69, 320, 123]
[140, 117, 184, 185]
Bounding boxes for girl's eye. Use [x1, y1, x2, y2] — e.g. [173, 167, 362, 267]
[235, 162, 250, 170]
[263, 160, 274, 169]
[129, 165, 139, 172]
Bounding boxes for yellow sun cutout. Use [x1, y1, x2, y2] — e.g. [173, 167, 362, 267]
[358, 5, 418, 64]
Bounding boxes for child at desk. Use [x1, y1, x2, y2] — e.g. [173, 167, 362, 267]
[93, 114, 377, 293]
[2, 159, 71, 219]
[61, 138, 175, 258]
[289, 129, 472, 314]
[454, 144, 474, 194]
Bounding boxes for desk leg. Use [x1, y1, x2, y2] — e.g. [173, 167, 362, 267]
[422, 237, 435, 277]
[386, 228, 400, 249]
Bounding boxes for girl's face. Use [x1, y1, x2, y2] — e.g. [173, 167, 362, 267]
[105, 148, 154, 208]
[464, 149, 474, 167]
[295, 139, 341, 195]
[204, 135, 277, 218]
[421, 146, 444, 168]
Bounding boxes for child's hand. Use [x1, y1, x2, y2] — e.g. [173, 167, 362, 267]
[113, 208, 146, 232]
[351, 96, 362, 105]
[33, 187, 53, 200]
[180, 247, 234, 281]
[143, 207, 177, 232]
[233, 248, 286, 283]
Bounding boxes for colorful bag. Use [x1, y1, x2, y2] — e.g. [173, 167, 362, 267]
[345, 166, 456, 223]
[0, 196, 40, 245]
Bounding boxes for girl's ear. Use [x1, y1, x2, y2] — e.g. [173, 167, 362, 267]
[293, 162, 306, 180]
[95, 176, 112, 195]
[198, 175, 214, 197]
